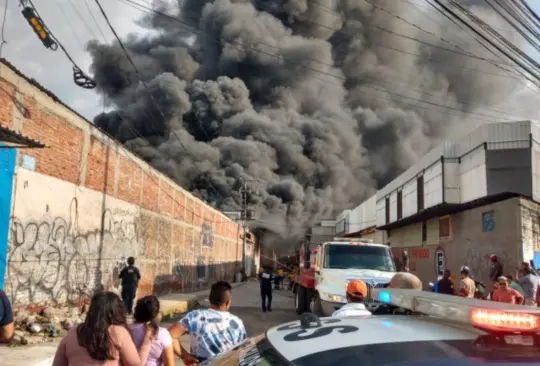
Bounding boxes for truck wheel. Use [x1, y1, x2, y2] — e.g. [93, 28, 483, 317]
[310, 293, 323, 316]
[295, 286, 308, 314]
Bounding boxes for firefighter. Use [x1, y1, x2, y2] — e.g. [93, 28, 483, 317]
[258, 266, 273, 312]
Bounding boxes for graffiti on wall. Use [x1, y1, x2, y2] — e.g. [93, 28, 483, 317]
[464, 248, 510, 281]
[7, 198, 143, 305]
[201, 222, 214, 248]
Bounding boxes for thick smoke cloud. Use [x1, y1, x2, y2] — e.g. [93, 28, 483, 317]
[87, 0, 535, 250]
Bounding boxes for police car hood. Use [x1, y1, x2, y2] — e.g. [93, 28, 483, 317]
[323, 268, 394, 285]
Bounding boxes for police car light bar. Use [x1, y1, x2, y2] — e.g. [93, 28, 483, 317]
[373, 289, 540, 332]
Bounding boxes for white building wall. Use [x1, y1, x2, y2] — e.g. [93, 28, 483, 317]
[424, 161, 443, 209]
[443, 161, 460, 204]
[402, 179, 417, 218]
[376, 198, 386, 227]
[8, 168, 143, 305]
[389, 191, 398, 222]
[348, 194, 377, 233]
[460, 147, 487, 203]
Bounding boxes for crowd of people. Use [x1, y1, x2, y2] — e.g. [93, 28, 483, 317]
[431, 257, 539, 306]
[1, 254, 538, 365]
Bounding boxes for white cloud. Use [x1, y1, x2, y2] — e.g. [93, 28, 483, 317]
[2, 0, 148, 121]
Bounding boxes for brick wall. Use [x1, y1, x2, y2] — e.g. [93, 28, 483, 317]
[0, 60, 246, 306]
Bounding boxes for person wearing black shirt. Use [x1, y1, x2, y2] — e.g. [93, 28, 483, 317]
[258, 267, 273, 313]
[437, 270, 455, 295]
[119, 256, 141, 315]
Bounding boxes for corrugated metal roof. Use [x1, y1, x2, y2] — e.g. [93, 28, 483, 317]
[0, 124, 45, 148]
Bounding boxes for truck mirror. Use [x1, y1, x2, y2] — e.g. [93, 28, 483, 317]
[304, 260, 311, 270]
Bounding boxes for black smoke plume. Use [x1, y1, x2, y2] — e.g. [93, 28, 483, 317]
[87, 0, 534, 250]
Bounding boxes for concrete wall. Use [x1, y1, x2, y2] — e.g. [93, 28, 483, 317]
[520, 199, 540, 268]
[390, 197, 524, 288]
[0, 61, 245, 306]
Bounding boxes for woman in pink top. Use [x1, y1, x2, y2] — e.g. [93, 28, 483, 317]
[130, 296, 175, 366]
[52, 291, 152, 366]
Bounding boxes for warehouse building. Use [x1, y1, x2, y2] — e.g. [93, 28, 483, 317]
[336, 120, 540, 286]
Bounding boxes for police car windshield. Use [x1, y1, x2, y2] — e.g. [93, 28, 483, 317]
[324, 244, 395, 272]
[291, 340, 540, 366]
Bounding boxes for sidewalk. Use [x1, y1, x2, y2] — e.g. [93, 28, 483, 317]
[1, 282, 246, 366]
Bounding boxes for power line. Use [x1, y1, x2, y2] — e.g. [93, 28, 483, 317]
[360, 0, 514, 66]
[434, 0, 540, 86]
[82, 0, 108, 42]
[111, 0, 512, 122]
[0, 0, 8, 58]
[55, 0, 84, 47]
[424, 0, 540, 98]
[91, 0, 233, 207]
[67, 0, 99, 42]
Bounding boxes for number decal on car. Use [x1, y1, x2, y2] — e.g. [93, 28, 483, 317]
[276, 318, 341, 332]
[283, 325, 359, 341]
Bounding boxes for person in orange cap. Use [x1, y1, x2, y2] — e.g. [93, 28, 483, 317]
[331, 280, 372, 318]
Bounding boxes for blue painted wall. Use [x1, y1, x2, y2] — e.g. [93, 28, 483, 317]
[0, 147, 16, 289]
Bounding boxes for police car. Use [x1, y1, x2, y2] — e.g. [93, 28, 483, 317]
[203, 289, 540, 365]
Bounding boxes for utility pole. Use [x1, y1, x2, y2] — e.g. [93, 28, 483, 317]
[239, 179, 255, 273]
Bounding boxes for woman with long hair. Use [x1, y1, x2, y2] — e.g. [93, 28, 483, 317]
[129, 296, 175, 366]
[52, 291, 152, 366]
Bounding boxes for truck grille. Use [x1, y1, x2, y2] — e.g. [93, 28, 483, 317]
[365, 282, 390, 308]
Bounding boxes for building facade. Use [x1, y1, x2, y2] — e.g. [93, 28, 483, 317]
[0, 59, 252, 306]
[336, 121, 540, 286]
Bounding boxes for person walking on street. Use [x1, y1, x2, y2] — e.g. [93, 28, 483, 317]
[168, 281, 247, 364]
[517, 266, 538, 306]
[332, 280, 372, 317]
[492, 276, 524, 305]
[0, 289, 14, 343]
[459, 267, 476, 298]
[436, 270, 455, 295]
[52, 292, 152, 366]
[259, 266, 273, 312]
[119, 257, 141, 315]
[130, 296, 175, 366]
[489, 255, 503, 283]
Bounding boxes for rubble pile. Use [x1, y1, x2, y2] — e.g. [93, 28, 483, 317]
[9, 305, 88, 347]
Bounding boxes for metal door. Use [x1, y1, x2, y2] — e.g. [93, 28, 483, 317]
[0, 147, 16, 289]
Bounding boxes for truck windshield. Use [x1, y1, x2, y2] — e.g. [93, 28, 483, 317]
[323, 244, 395, 272]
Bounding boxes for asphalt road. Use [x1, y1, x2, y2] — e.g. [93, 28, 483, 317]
[163, 280, 298, 365]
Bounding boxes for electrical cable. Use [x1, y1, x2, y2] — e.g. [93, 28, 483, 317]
[430, 0, 540, 89]
[19, 0, 96, 89]
[111, 0, 513, 122]
[67, 0, 100, 42]
[312, 0, 535, 84]
[0, 0, 8, 58]
[82, 0, 108, 42]
[447, 0, 540, 82]
[424, 0, 540, 99]
[360, 0, 515, 66]
[92, 0, 239, 208]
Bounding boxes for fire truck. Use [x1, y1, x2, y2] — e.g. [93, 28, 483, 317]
[293, 237, 397, 316]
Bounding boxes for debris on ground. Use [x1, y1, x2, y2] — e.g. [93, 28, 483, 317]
[9, 304, 88, 347]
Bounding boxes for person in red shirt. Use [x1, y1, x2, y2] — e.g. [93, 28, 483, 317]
[492, 276, 524, 305]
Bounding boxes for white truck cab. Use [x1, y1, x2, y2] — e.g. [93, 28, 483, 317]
[310, 238, 396, 316]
